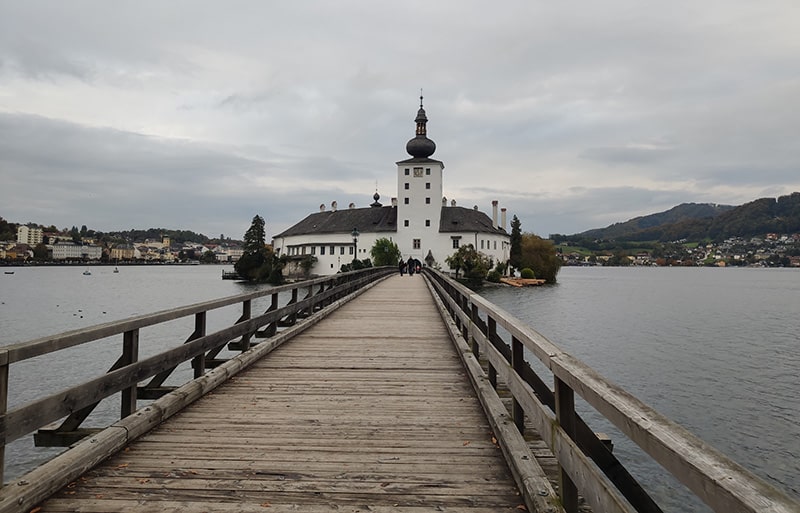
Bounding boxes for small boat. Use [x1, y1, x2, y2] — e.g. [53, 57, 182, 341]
[3, 271, 14, 275]
[82, 270, 92, 276]
[113, 267, 119, 273]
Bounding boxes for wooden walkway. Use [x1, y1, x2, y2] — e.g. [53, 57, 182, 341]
[35, 274, 529, 512]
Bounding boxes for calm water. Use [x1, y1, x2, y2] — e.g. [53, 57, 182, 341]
[480, 266, 800, 511]
[1, 265, 798, 511]
[0, 264, 275, 480]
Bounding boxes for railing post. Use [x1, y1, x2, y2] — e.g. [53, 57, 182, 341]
[239, 300, 252, 352]
[120, 329, 139, 418]
[265, 292, 278, 337]
[511, 336, 525, 433]
[470, 304, 480, 358]
[0, 349, 8, 486]
[555, 376, 579, 513]
[487, 317, 497, 389]
[192, 312, 207, 378]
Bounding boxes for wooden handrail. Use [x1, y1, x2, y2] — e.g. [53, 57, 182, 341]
[423, 268, 799, 513]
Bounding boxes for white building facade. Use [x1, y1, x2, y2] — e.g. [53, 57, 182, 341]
[17, 225, 43, 245]
[273, 98, 510, 276]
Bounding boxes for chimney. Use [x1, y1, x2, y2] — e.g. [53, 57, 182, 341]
[391, 197, 397, 207]
[501, 208, 507, 231]
[349, 202, 355, 209]
[442, 197, 447, 206]
[331, 201, 338, 212]
[492, 200, 498, 228]
[320, 204, 326, 212]
[451, 199, 456, 207]
[473, 205, 478, 211]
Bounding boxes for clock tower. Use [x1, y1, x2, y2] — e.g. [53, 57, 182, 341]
[396, 95, 444, 260]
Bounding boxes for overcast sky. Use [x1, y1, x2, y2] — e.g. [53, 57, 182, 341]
[2, 1, 799, 240]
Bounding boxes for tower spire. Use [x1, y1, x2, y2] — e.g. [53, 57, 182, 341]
[406, 92, 436, 158]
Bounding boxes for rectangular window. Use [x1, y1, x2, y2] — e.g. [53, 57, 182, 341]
[404, 198, 409, 204]
[404, 183, 409, 190]
[320, 246, 325, 255]
[425, 219, 430, 227]
[425, 182, 430, 189]
[425, 197, 430, 204]
[301, 246, 306, 255]
[480, 240, 484, 250]
[340, 246, 344, 255]
[330, 245, 335, 254]
[413, 239, 421, 249]
[404, 220, 409, 227]
[404, 168, 410, 175]
[426, 168, 431, 175]
[413, 167, 423, 177]
[493, 241, 497, 250]
[311, 246, 316, 255]
[349, 246, 354, 255]
[452, 239, 460, 249]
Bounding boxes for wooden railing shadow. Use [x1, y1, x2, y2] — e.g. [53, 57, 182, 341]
[423, 268, 799, 513]
[0, 267, 393, 489]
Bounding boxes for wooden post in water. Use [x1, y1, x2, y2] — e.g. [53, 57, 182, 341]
[555, 376, 579, 513]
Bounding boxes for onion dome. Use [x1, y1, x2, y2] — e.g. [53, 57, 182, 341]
[405, 94, 436, 158]
[370, 191, 382, 207]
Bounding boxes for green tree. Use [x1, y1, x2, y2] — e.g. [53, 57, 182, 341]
[518, 234, 562, 283]
[70, 226, 81, 243]
[33, 243, 49, 261]
[509, 215, 522, 271]
[370, 238, 401, 266]
[446, 244, 490, 288]
[201, 250, 216, 263]
[235, 215, 283, 283]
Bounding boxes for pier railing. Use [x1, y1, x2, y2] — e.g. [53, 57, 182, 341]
[424, 269, 799, 513]
[0, 267, 393, 486]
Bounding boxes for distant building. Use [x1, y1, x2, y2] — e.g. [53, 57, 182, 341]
[17, 225, 43, 246]
[52, 242, 103, 261]
[110, 244, 136, 261]
[273, 97, 510, 276]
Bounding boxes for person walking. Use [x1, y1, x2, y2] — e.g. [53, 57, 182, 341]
[407, 257, 415, 276]
[399, 259, 406, 276]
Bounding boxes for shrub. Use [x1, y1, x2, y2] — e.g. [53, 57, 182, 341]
[487, 270, 501, 283]
[520, 268, 536, 279]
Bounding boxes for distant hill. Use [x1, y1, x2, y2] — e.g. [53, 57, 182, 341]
[559, 192, 800, 243]
[576, 203, 734, 240]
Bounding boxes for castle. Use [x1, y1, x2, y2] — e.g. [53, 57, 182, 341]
[273, 97, 510, 276]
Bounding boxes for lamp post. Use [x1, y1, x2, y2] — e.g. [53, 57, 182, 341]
[351, 227, 359, 264]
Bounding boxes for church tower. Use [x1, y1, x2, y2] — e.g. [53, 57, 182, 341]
[396, 95, 444, 259]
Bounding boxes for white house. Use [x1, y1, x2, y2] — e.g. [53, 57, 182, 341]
[273, 97, 510, 276]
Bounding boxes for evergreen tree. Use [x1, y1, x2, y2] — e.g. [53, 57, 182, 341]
[509, 215, 522, 271]
[235, 215, 283, 283]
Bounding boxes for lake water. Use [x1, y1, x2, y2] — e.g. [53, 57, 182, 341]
[480, 266, 800, 511]
[1, 264, 798, 511]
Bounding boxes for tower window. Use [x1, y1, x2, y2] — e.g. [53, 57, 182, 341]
[404, 183, 409, 190]
[404, 220, 409, 227]
[425, 182, 430, 189]
[404, 198, 409, 204]
[425, 219, 430, 227]
[404, 168, 410, 175]
[426, 168, 431, 175]
[425, 197, 430, 204]
[413, 239, 421, 249]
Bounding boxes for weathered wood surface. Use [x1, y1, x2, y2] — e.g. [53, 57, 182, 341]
[34, 274, 529, 512]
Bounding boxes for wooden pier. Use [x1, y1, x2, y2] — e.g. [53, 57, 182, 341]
[32, 274, 531, 512]
[1, 267, 798, 513]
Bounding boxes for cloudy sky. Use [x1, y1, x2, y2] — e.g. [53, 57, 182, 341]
[1, 1, 799, 240]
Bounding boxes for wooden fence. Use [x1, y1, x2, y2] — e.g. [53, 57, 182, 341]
[0, 267, 393, 486]
[424, 268, 799, 513]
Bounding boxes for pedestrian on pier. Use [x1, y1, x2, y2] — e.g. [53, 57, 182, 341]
[407, 257, 415, 276]
[399, 259, 407, 276]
